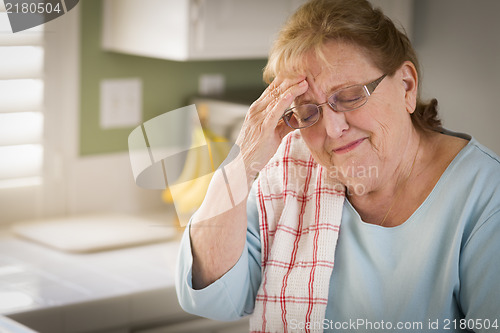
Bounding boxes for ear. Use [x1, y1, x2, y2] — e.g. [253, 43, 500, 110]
[400, 61, 418, 114]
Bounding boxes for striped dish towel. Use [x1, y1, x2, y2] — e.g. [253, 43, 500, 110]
[250, 131, 345, 333]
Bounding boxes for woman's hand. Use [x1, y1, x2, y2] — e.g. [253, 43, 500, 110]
[235, 75, 309, 179]
[189, 76, 308, 289]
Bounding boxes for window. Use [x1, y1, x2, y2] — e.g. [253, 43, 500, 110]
[0, 2, 45, 189]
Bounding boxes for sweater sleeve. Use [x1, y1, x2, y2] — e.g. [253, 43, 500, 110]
[459, 210, 500, 332]
[175, 184, 262, 321]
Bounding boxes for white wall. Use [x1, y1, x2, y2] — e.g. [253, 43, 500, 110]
[413, 0, 500, 155]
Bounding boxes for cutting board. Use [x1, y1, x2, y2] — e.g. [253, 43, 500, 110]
[11, 214, 178, 253]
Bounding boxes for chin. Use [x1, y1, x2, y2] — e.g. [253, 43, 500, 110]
[317, 154, 378, 193]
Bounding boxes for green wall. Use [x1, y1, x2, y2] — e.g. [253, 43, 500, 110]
[80, 0, 268, 156]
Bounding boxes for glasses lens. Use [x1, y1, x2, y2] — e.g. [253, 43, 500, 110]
[284, 105, 320, 129]
[330, 86, 367, 112]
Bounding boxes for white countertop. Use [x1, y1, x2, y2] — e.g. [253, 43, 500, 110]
[0, 220, 189, 333]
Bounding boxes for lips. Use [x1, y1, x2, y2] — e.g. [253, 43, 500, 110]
[333, 138, 367, 154]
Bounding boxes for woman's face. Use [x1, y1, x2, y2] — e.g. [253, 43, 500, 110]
[295, 41, 417, 195]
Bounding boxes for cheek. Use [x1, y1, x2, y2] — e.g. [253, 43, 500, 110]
[346, 106, 389, 146]
[364, 99, 410, 156]
[299, 127, 330, 160]
[346, 102, 396, 156]
[300, 126, 321, 148]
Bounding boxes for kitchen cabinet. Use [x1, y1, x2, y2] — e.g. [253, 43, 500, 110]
[102, 0, 414, 61]
[102, 0, 305, 61]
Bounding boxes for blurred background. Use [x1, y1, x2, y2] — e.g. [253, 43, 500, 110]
[0, 0, 499, 332]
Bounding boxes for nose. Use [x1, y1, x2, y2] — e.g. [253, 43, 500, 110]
[318, 104, 349, 138]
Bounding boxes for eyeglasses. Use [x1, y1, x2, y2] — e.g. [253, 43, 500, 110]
[281, 74, 387, 129]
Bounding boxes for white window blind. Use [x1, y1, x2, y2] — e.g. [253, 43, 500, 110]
[0, 1, 45, 189]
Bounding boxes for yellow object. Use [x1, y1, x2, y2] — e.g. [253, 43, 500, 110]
[162, 128, 230, 215]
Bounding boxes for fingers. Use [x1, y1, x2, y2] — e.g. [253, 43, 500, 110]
[244, 75, 308, 136]
[263, 77, 309, 126]
[253, 74, 305, 107]
[233, 74, 310, 175]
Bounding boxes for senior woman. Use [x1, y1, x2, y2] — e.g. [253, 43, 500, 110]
[176, 0, 500, 332]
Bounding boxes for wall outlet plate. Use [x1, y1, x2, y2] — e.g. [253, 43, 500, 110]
[100, 78, 142, 129]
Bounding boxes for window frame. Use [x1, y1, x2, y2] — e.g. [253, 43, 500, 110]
[0, 5, 80, 224]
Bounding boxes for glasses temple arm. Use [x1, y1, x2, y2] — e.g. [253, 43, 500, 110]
[365, 74, 387, 94]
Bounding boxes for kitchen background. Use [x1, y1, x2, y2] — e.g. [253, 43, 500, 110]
[0, 0, 499, 332]
[2, 0, 500, 224]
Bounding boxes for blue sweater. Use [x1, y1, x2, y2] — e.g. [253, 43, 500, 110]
[176, 136, 500, 332]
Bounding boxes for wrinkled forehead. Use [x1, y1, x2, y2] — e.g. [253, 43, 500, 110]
[282, 42, 378, 97]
